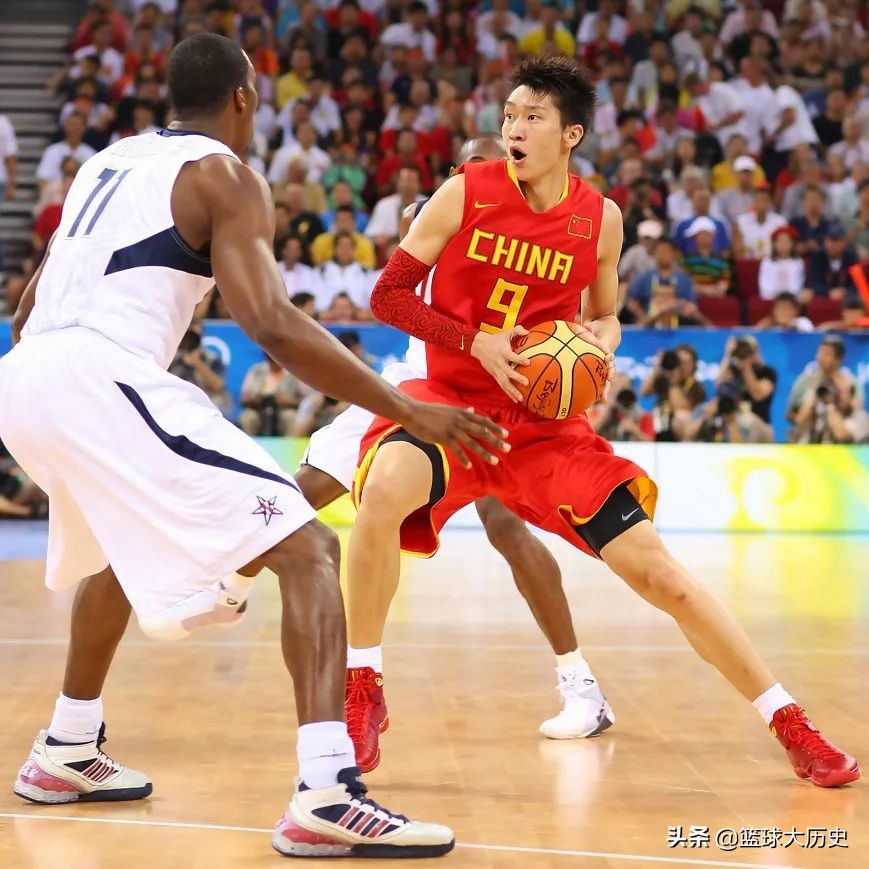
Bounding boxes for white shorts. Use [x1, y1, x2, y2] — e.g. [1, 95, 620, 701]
[302, 361, 423, 491]
[0, 328, 316, 629]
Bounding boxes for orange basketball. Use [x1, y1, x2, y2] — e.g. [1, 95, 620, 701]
[511, 320, 608, 420]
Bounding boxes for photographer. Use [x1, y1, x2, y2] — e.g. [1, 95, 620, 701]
[716, 335, 777, 425]
[641, 344, 707, 441]
[787, 335, 867, 442]
[168, 321, 232, 417]
[592, 374, 654, 442]
[238, 354, 305, 437]
[685, 382, 773, 443]
[791, 378, 869, 444]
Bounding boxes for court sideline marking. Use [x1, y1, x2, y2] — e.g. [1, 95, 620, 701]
[0, 811, 806, 868]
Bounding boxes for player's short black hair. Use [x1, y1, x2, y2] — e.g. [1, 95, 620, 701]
[168, 33, 249, 117]
[508, 56, 596, 133]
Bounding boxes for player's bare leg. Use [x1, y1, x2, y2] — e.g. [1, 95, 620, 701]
[13, 567, 151, 804]
[344, 441, 432, 771]
[600, 520, 859, 787]
[475, 497, 615, 739]
[243, 519, 454, 857]
[295, 464, 348, 512]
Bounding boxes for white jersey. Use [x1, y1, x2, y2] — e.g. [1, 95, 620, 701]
[24, 130, 237, 370]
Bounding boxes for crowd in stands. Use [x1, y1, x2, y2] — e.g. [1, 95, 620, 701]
[0, 0, 867, 443]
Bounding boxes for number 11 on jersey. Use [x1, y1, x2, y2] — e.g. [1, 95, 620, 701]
[68, 168, 130, 238]
[479, 277, 529, 334]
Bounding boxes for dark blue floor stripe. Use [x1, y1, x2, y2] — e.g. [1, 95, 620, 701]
[116, 382, 299, 492]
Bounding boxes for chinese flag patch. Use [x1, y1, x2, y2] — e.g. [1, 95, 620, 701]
[568, 214, 593, 239]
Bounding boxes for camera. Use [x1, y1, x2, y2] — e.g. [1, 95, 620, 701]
[616, 388, 637, 409]
[660, 350, 680, 371]
[179, 329, 202, 354]
[815, 379, 836, 401]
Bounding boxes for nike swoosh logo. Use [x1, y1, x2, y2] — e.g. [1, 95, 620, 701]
[621, 508, 639, 522]
[474, 201, 498, 208]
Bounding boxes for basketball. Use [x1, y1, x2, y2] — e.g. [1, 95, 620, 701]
[512, 320, 608, 419]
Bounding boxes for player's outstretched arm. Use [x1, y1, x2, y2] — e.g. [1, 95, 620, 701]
[374, 175, 530, 402]
[182, 157, 506, 466]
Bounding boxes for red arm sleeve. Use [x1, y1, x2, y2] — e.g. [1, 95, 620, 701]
[370, 247, 479, 354]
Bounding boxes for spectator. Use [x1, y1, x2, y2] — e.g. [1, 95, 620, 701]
[715, 155, 761, 227]
[71, 19, 124, 87]
[291, 77, 342, 142]
[268, 120, 331, 186]
[290, 291, 317, 319]
[168, 323, 232, 418]
[819, 297, 869, 333]
[109, 98, 158, 143]
[666, 166, 706, 226]
[591, 374, 654, 442]
[717, 335, 777, 424]
[374, 127, 433, 195]
[380, 2, 436, 63]
[732, 58, 778, 156]
[283, 183, 324, 255]
[762, 72, 819, 180]
[684, 72, 747, 151]
[673, 188, 730, 256]
[124, 22, 166, 80]
[617, 219, 661, 299]
[277, 233, 321, 299]
[790, 186, 831, 257]
[805, 224, 861, 301]
[275, 46, 313, 109]
[680, 217, 731, 296]
[576, 0, 628, 49]
[687, 381, 773, 443]
[628, 36, 671, 109]
[319, 290, 364, 323]
[756, 291, 814, 332]
[827, 154, 860, 225]
[0, 112, 17, 204]
[0, 441, 47, 519]
[779, 158, 827, 222]
[645, 100, 693, 172]
[623, 238, 697, 325]
[322, 179, 368, 231]
[31, 170, 76, 265]
[35, 113, 96, 188]
[519, 2, 576, 58]
[844, 179, 869, 259]
[238, 355, 305, 437]
[317, 232, 375, 315]
[365, 167, 424, 247]
[758, 226, 806, 301]
[710, 141, 765, 194]
[829, 116, 869, 171]
[813, 87, 849, 148]
[733, 185, 787, 259]
[310, 204, 376, 269]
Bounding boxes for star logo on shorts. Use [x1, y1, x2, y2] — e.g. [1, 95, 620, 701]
[253, 495, 283, 526]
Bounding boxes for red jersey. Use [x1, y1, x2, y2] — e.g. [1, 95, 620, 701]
[426, 159, 604, 402]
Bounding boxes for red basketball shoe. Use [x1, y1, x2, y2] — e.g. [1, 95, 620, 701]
[771, 704, 860, 788]
[345, 667, 389, 773]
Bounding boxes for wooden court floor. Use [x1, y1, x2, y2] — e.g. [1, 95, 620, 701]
[0, 528, 866, 869]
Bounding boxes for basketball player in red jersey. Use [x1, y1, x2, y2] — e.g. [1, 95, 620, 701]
[299, 135, 614, 762]
[346, 56, 859, 788]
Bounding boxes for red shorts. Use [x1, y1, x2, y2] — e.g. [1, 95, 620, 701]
[354, 380, 658, 559]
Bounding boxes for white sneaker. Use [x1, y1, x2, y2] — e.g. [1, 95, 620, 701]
[539, 670, 615, 740]
[13, 726, 152, 804]
[272, 767, 454, 858]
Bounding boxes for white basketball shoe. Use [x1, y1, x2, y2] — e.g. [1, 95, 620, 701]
[13, 725, 152, 804]
[273, 767, 454, 858]
[539, 669, 615, 740]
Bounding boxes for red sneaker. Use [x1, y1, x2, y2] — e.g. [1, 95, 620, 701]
[345, 667, 389, 773]
[771, 704, 860, 788]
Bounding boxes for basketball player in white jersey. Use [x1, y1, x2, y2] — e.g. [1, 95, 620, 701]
[0, 35, 510, 858]
[295, 135, 615, 763]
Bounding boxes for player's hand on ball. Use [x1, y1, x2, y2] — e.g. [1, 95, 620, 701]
[470, 326, 531, 403]
[575, 321, 615, 402]
[401, 402, 509, 469]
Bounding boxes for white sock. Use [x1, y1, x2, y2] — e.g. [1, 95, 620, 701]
[347, 645, 383, 673]
[297, 721, 356, 789]
[555, 649, 591, 678]
[221, 573, 255, 601]
[47, 693, 103, 744]
[752, 683, 797, 726]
